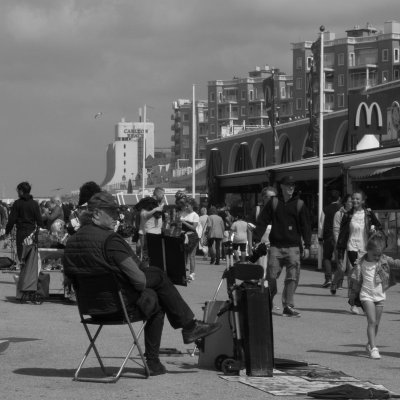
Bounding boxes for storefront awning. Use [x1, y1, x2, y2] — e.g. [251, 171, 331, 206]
[217, 146, 400, 189]
[348, 157, 400, 178]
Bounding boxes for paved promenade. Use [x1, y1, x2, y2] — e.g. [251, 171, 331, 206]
[1, 251, 400, 400]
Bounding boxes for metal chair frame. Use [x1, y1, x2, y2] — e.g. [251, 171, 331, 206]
[73, 272, 150, 383]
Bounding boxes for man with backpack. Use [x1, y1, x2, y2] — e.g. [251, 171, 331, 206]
[253, 176, 312, 317]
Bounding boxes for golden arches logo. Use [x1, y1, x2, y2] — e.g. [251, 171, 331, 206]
[355, 102, 383, 127]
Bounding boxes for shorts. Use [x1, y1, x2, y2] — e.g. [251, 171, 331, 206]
[361, 299, 385, 307]
[232, 243, 246, 252]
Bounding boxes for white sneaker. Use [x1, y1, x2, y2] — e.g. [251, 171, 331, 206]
[188, 273, 195, 281]
[369, 347, 381, 359]
[350, 305, 360, 315]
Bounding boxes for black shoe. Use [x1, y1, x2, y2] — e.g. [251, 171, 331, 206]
[321, 279, 332, 288]
[146, 358, 167, 376]
[330, 284, 337, 295]
[282, 306, 301, 317]
[214, 261, 220, 265]
[182, 320, 222, 344]
[210, 259, 215, 265]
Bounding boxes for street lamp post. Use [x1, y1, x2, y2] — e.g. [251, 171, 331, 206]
[142, 104, 147, 198]
[318, 26, 325, 270]
[192, 84, 196, 198]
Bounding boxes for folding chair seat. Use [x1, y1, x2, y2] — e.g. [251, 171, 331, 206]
[71, 272, 150, 383]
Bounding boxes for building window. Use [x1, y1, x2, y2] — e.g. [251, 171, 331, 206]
[210, 124, 215, 133]
[337, 93, 345, 108]
[183, 113, 189, 122]
[218, 92, 223, 102]
[249, 90, 254, 101]
[241, 90, 246, 100]
[280, 86, 286, 98]
[296, 98, 302, 110]
[394, 68, 400, 80]
[124, 152, 126, 157]
[124, 160, 126, 165]
[296, 56, 302, 70]
[210, 92, 215, 102]
[338, 53, 344, 65]
[296, 77, 302, 90]
[338, 74, 345, 86]
[307, 57, 313, 69]
[382, 70, 389, 82]
[210, 108, 215, 118]
[382, 49, 389, 62]
[241, 106, 246, 116]
[394, 48, 400, 62]
[124, 168, 126, 173]
[124, 144, 126, 149]
[349, 52, 355, 67]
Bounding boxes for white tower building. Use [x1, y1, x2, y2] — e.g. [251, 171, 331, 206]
[101, 117, 154, 190]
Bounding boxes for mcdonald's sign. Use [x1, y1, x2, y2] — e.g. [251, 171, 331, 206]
[355, 102, 383, 128]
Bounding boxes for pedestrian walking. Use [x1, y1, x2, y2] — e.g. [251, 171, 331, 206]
[3, 182, 43, 261]
[348, 232, 399, 359]
[180, 197, 199, 281]
[253, 176, 311, 318]
[230, 211, 249, 262]
[337, 189, 382, 314]
[197, 207, 209, 260]
[320, 190, 342, 288]
[207, 206, 225, 265]
[330, 194, 353, 294]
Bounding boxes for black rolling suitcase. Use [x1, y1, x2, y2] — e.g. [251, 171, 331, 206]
[237, 282, 274, 377]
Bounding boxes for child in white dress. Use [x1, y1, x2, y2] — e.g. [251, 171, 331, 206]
[349, 232, 400, 359]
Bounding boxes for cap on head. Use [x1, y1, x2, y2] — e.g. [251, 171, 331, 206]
[87, 192, 118, 211]
[280, 175, 296, 185]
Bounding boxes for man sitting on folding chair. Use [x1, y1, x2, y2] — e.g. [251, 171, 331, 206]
[63, 192, 221, 376]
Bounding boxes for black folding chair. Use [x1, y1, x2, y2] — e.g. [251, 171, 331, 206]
[72, 272, 150, 383]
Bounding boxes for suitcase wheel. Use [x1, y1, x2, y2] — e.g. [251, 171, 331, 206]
[214, 354, 229, 371]
[221, 358, 240, 376]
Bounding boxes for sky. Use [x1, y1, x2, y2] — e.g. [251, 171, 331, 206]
[1, 0, 399, 198]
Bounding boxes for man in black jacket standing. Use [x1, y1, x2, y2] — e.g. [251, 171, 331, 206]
[253, 176, 311, 317]
[4, 182, 43, 260]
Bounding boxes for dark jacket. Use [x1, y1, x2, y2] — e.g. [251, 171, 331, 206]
[322, 202, 341, 240]
[336, 207, 381, 254]
[253, 194, 312, 249]
[63, 223, 140, 315]
[5, 194, 43, 235]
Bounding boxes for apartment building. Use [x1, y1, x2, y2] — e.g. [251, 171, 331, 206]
[207, 66, 293, 140]
[170, 99, 208, 164]
[292, 20, 400, 118]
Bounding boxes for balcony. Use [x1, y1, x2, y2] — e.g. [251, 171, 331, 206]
[219, 96, 238, 104]
[348, 77, 378, 90]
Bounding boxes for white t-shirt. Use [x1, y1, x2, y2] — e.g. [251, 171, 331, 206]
[182, 211, 200, 237]
[347, 210, 368, 252]
[360, 260, 386, 302]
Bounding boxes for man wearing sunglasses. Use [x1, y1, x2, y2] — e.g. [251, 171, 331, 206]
[63, 191, 221, 376]
[253, 176, 311, 318]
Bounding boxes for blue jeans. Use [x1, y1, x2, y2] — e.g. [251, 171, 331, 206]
[267, 246, 301, 308]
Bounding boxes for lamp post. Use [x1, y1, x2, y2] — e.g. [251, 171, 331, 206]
[317, 26, 325, 270]
[142, 104, 147, 198]
[192, 84, 197, 198]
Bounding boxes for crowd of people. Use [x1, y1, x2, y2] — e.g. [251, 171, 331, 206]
[2, 177, 400, 365]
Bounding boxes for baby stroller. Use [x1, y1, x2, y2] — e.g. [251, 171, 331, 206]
[17, 231, 49, 305]
[198, 241, 274, 376]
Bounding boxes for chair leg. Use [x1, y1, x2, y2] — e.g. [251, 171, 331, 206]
[74, 325, 108, 381]
[74, 321, 149, 383]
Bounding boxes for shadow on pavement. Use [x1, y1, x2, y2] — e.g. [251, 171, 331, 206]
[1, 337, 41, 343]
[308, 348, 400, 359]
[297, 307, 352, 315]
[13, 366, 149, 379]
